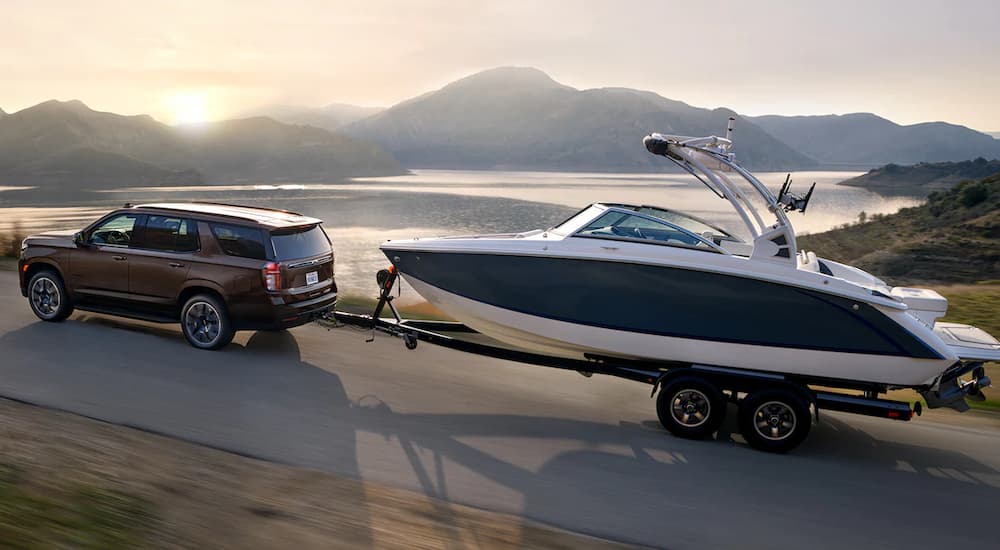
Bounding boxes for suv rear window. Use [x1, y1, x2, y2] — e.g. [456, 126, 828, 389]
[210, 223, 267, 260]
[270, 225, 330, 260]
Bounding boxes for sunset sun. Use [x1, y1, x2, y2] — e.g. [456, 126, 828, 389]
[166, 92, 209, 125]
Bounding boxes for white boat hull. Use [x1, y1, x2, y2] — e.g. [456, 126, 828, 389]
[405, 274, 953, 387]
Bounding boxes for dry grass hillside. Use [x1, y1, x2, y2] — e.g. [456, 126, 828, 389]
[799, 173, 999, 284]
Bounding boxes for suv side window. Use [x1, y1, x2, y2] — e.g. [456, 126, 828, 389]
[210, 223, 268, 260]
[88, 214, 143, 247]
[140, 215, 200, 252]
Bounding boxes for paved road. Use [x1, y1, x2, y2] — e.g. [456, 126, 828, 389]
[2, 268, 999, 549]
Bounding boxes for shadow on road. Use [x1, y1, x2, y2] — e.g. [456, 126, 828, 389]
[342, 397, 1000, 546]
[1, 315, 999, 546]
[0, 320, 380, 543]
[74, 313, 188, 341]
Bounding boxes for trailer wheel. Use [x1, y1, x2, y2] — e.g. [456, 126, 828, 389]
[656, 376, 726, 440]
[403, 334, 418, 350]
[738, 388, 811, 453]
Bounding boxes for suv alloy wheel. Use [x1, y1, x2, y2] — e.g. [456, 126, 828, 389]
[181, 294, 235, 350]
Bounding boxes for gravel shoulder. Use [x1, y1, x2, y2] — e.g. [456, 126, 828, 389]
[0, 397, 632, 549]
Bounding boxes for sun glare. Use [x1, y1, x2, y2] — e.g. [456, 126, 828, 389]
[167, 92, 209, 125]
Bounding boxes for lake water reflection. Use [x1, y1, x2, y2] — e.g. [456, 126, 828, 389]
[0, 169, 922, 300]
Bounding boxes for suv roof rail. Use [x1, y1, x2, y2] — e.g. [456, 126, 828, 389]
[187, 201, 304, 216]
[131, 202, 319, 227]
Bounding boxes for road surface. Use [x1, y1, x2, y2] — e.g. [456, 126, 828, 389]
[1, 267, 998, 549]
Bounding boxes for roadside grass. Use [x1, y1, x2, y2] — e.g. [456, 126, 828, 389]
[0, 399, 627, 549]
[936, 282, 1000, 339]
[1, 227, 25, 258]
[0, 464, 154, 549]
[0, 218, 25, 257]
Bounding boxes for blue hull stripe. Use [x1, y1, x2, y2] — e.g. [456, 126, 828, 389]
[386, 250, 943, 360]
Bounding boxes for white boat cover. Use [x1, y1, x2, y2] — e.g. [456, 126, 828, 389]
[934, 322, 1000, 362]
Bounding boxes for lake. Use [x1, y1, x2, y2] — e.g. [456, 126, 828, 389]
[0, 169, 922, 301]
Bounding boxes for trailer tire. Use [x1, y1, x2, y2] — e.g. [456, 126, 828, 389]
[656, 375, 726, 440]
[738, 388, 811, 453]
[403, 333, 418, 350]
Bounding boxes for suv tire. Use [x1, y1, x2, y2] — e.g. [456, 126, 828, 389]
[181, 294, 235, 350]
[27, 270, 74, 322]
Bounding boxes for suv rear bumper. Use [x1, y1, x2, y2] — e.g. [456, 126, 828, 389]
[236, 291, 338, 330]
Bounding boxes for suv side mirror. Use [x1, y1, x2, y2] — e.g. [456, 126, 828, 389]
[73, 231, 88, 247]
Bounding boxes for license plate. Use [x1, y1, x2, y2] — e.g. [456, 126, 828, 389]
[306, 271, 319, 285]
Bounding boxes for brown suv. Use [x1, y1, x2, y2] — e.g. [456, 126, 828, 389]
[18, 202, 337, 349]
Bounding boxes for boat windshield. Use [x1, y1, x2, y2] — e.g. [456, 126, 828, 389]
[549, 204, 606, 236]
[573, 210, 722, 252]
[552, 203, 742, 245]
[631, 206, 740, 243]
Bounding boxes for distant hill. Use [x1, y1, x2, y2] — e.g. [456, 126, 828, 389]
[798, 173, 999, 284]
[0, 100, 403, 188]
[4, 147, 202, 188]
[241, 103, 384, 132]
[0, 100, 194, 171]
[344, 67, 816, 171]
[840, 158, 1000, 195]
[177, 116, 401, 182]
[749, 113, 1000, 168]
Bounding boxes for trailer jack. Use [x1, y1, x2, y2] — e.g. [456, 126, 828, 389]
[367, 267, 404, 343]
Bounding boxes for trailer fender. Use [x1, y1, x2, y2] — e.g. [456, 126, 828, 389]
[650, 368, 695, 398]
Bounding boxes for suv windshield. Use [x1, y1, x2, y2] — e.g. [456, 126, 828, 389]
[270, 225, 331, 260]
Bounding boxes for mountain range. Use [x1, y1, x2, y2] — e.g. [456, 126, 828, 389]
[336, 67, 997, 172]
[3, 67, 998, 188]
[343, 67, 815, 171]
[0, 100, 402, 189]
[238, 103, 384, 132]
[749, 114, 1000, 168]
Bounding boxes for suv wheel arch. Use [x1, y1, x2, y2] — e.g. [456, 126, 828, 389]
[177, 284, 226, 311]
[23, 260, 65, 294]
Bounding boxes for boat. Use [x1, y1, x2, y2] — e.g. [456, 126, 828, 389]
[379, 121, 999, 412]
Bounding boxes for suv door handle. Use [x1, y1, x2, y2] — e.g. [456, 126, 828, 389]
[112, 255, 127, 261]
[168, 262, 185, 268]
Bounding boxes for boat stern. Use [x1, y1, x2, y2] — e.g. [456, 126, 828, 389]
[934, 322, 1000, 363]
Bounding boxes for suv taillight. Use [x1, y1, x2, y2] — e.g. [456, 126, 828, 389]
[263, 262, 281, 291]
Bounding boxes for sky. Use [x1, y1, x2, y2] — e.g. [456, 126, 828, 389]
[2, 0, 998, 130]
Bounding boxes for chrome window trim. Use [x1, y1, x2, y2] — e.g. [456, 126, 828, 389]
[288, 255, 333, 269]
